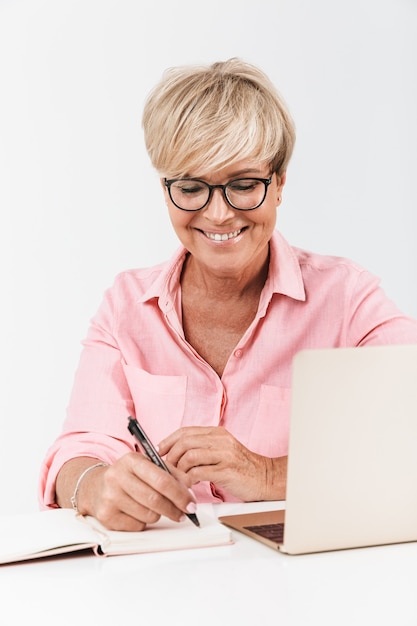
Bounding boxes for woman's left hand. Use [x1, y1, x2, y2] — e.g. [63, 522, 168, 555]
[158, 426, 287, 501]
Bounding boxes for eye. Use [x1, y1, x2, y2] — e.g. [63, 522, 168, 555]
[174, 181, 207, 195]
[228, 179, 261, 192]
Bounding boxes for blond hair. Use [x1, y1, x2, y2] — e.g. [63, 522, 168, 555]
[142, 58, 296, 179]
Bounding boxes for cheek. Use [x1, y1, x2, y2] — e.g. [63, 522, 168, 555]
[256, 203, 277, 228]
[167, 206, 194, 234]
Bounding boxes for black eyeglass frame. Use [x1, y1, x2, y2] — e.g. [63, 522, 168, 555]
[163, 176, 273, 211]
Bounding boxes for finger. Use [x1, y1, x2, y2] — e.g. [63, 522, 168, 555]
[96, 497, 157, 532]
[185, 463, 226, 486]
[89, 462, 163, 530]
[104, 512, 147, 532]
[158, 426, 215, 455]
[165, 460, 194, 488]
[172, 447, 222, 474]
[127, 454, 196, 519]
[165, 433, 222, 467]
[157, 431, 182, 455]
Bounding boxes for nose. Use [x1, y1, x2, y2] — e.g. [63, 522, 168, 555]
[202, 187, 235, 223]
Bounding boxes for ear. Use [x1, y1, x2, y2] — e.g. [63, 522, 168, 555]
[160, 178, 170, 204]
[275, 171, 286, 204]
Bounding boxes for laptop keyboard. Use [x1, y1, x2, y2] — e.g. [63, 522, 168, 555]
[244, 522, 285, 544]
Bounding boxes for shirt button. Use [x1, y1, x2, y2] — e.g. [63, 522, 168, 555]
[234, 349, 243, 358]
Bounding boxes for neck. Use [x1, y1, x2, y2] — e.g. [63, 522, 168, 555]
[181, 249, 270, 301]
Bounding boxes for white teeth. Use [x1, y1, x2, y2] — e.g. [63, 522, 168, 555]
[204, 229, 242, 241]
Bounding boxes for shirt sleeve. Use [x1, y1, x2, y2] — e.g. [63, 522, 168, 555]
[345, 269, 417, 346]
[38, 278, 137, 509]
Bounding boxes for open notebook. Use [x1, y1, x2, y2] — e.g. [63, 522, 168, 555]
[220, 344, 417, 555]
[0, 506, 233, 564]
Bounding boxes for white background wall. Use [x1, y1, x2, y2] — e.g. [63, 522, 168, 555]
[0, 0, 416, 514]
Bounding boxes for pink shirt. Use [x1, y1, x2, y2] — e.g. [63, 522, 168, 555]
[39, 230, 417, 506]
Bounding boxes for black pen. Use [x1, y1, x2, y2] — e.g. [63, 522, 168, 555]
[127, 416, 200, 527]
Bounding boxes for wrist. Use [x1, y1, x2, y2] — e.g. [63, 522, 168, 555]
[262, 456, 287, 500]
[71, 462, 108, 515]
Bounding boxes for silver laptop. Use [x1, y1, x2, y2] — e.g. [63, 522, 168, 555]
[219, 344, 417, 554]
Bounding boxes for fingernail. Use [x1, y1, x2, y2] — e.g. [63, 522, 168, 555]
[188, 488, 196, 498]
[186, 501, 197, 514]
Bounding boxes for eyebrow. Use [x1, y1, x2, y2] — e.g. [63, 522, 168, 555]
[228, 168, 266, 177]
[183, 168, 268, 180]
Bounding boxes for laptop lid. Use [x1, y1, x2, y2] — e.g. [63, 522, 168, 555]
[220, 344, 417, 555]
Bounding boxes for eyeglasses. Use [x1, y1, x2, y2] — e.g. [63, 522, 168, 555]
[164, 176, 272, 211]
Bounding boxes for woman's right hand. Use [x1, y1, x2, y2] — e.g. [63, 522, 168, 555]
[56, 454, 197, 531]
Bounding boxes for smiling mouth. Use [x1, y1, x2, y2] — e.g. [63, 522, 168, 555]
[202, 228, 243, 241]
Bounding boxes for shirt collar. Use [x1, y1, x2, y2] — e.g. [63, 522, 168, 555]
[266, 229, 306, 301]
[138, 247, 187, 311]
[139, 229, 306, 310]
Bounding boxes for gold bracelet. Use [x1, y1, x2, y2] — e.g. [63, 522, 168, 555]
[70, 462, 108, 514]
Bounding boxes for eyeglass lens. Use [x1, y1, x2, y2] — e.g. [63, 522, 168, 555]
[168, 178, 269, 211]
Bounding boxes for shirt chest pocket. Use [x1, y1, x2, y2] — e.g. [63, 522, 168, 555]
[248, 384, 291, 457]
[122, 363, 187, 444]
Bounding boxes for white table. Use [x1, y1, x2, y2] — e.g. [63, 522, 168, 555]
[1, 501, 416, 626]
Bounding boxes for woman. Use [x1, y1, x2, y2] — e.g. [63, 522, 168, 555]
[39, 58, 417, 531]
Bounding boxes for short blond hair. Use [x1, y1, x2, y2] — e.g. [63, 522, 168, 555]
[142, 58, 296, 179]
